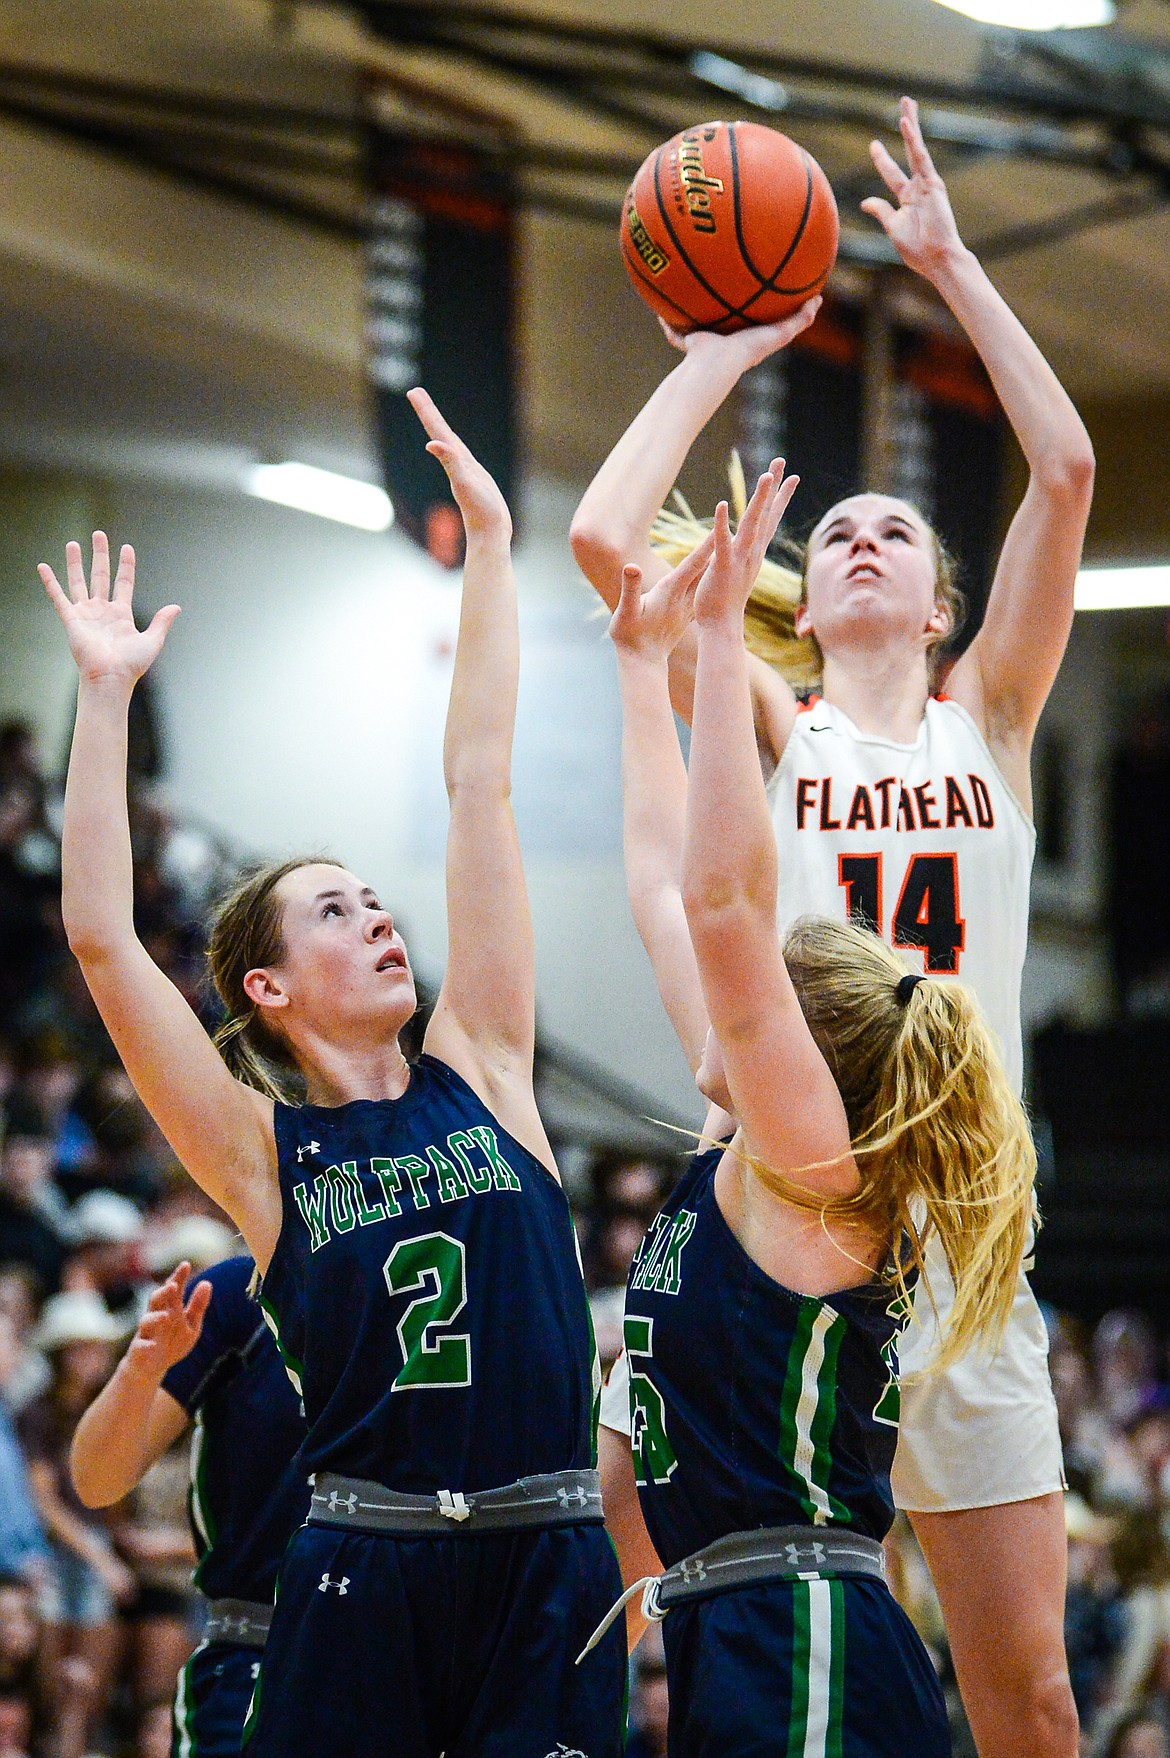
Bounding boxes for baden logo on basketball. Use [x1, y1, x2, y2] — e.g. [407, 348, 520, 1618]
[673, 130, 724, 234]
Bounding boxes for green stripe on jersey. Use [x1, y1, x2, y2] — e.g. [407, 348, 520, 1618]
[258, 1296, 305, 1397]
[778, 1301, 851, 1527]
[786, 1578, 846, 1758]
[188, 1411, 216, 1585]
[173, 1643, 204, 1758]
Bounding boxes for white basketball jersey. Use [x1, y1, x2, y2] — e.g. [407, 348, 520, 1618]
[768, 695, 1035, 1094]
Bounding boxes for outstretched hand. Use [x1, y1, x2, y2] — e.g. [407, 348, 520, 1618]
[693, 461, 799, 625]
[862, 96, 965, 280]
[122, 1262, 212, 1384]
[658, 294, 822, 371]
[40, 534, 179, 687]
[408, 387, 512, 543]
[608, 528, 716, 660]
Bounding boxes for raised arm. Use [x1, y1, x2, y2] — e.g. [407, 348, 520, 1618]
[409, 392, 553, 1170]
[683, 474, 856, 1198]
[42, 537, 279, 1263]
[71, 1262, 206, 1508]
[863, 97, 1095, 793]
[569, 303, 818, 733]
[610, 538, 715, 1073]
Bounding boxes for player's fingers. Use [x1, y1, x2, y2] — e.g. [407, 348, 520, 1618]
[868, 140, 909, 201]
[112, 544, 135, 605]
[187, 1278, 213, 1327]
[39, 565, 73, 620]
[146, 606, 181, 648]
[90, 531, 112, 602]
[64, 540, 88, 603]
[407, 386, 458, 447]
[899, 97, 937, 180]
[675, 528, 717, 587]
[860, 196, 898, 235]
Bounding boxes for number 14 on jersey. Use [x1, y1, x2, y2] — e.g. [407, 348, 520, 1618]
[838, 852, 965, 974]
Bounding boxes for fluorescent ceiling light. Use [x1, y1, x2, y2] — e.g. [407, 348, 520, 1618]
[246, 462, 393, 531]
[1076, 565, 1170, 611]
[932, 0, 1114, 25]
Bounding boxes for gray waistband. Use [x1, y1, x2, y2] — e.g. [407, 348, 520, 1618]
[576, 1524, 888, 1664]
[657, 1525, 887, 1611]
[203, 1598, 273, 1649]
[309, 1469, 605, 1536]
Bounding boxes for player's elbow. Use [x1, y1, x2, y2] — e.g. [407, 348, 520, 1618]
[1034, 435, 1095, 501]
[69, 1444, 115, 1510]
[569, 514, 626, 604]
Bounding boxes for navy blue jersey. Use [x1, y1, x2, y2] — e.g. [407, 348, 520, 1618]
[163, 1256, 307, 1603]
[624, 1147, 907, 1568]
[260, 1055, 598, 1492]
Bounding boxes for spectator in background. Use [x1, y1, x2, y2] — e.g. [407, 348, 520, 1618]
[0, 1269, 48, 1415]
[69, 1067, 170, 1210]
[1096, 1311, 1163, 1429]
[0, 782, 58, 1031]
[0, 1314, 49, 1588]
[11, 1039, 93, 1187]
[0, 1129, 70, 1297]
[1102, 1511, 1170, 1725]
[0, 1571, 47, 1758]
[1102, 1707, 1170, 1758]
[18, 1291, 133, 1758]
[62, 1191, 145, 1326]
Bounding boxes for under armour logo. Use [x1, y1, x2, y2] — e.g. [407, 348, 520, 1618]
[437, 1489, 471, 1522]
[556, 1485, 589, 1510]
[784, 1540, 826, 1568]
[296, 1141, 321, 1163]
[317, 1574, 349, 1594]
[325, 1489, 358, 1515]
[221, 1615, 252, 1639]
[543, 1747, 588, 1758]
[679, 1557, 707, 1583]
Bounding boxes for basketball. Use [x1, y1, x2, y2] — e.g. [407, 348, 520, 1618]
[619, 120, 839, 334]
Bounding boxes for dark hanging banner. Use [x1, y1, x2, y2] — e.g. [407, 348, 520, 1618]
[366, 129, 517, 567]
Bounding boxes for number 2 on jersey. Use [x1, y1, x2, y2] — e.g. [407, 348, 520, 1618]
[838, 851, 965, 973]
[384, 1231, 472, 1390]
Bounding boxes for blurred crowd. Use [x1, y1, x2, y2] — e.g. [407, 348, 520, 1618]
[2, 708, 1170, 1758]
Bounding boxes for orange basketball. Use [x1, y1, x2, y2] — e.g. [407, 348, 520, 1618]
[620, 121, 838, 334]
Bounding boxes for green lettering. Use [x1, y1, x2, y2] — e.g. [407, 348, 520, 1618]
[293, 1177, 332, 1252]
[656, 1210, 696, 1296]
[470, 1126, 520, 1191]
[447, 1130, 492, 1195]
[395, 1154, 432, 1211]
[371, 1157, 403, 1218]
[427, 1143, 468, 1204]
[326, 1164, 356, 1235]
[339, 1160, 385, 1227]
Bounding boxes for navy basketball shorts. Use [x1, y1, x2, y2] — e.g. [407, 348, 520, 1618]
[173, 1640, 263, 1757]
[243, 1520, 626, 1758]
[662, 1575, 950, 1758]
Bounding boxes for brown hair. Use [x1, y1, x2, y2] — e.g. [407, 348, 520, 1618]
[205, 856, 345, 1105]
[649, 461, 966, 690]
[746, 917, 1035, 1373]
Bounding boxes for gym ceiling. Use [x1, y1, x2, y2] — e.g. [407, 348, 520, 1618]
[0, 0, 1168, 489]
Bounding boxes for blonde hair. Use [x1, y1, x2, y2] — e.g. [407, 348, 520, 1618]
[649, 457, 965, 689]
[205, 856, 345, 1105]
[749, 917, 1035, 1373]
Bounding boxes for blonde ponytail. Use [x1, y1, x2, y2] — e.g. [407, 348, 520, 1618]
[743, 917, 1035, 1374]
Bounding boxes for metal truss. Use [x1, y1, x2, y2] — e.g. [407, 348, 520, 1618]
[0, 2, 1168, 261]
